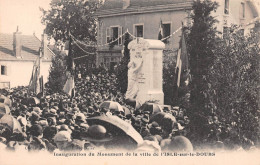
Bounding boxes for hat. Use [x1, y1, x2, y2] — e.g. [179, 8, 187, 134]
[49, 109, 57, 116]
[59, 118, 66, 124]
[73, 107, 79, 112]
[43, 126, 57, 140]
[39, 119, 49, 127]
[67, 111, 75, 116]
[47, 117, 56, 125]
[169, 136, 193, 152]
[59, 124, 72, 134]
[17, 116, 27, 126]
[141, 118, 149, 123]
[151, 121, 159, 128]
[54, 131, 72, 142]
[30, 124, 43, 137]
[82, 125, 113, 142]
[80, 123, 89, 130]
[33, 107, 42, 114]
[31, 112, 40, 121]
[76, 113, 86, 123]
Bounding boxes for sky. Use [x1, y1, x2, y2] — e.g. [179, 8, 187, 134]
[0, 0, 51, 38]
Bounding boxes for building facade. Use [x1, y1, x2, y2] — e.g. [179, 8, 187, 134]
[95, 0, 193, 70]
[214, 0, 259, 35]
[0, 30, 54, 88]
[95, 0, 259, 70]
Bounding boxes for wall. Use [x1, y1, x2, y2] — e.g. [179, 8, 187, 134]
[214, 0, 257, 34]
[98, 9, 189, 50]
[96, 0, 258, 68]
[98, 0, 257, 47]
[0, 60, 51, 88]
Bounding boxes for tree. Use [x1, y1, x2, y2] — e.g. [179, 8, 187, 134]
[162, 49, 189, 107]
[187, 0, 219, 145]
[206, 25, 260, 149]
[116, 33, 132, 93]
[163, 50, 177, 105]
[40, 0, 100, 42]
[47, 49, 67, 93]
[40, 0, 100, 67]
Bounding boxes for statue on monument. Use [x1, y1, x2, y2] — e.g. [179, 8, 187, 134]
[125, 38, 165, 106]
[125, 58, 143, 100]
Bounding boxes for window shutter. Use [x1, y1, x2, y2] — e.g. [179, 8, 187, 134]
[118, 26, 122, 45]
[106, 27, 110, 43]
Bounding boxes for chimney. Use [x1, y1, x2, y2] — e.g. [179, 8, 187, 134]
[122, 0, 130, 9]
[41, 33, 49, 59]
[13, 26, 22, 58]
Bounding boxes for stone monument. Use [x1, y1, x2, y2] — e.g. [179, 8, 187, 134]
[125, 38, 165, 105]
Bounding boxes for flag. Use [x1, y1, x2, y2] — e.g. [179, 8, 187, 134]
[175, 29, 189, 87]
[37, 75, 44, 98]
[63, 33, 75, 98]
[158, 20, 163, 40]
[28, 56, 42, 95]
[28, 69, 34, 89]
[63, 75, 75, 97]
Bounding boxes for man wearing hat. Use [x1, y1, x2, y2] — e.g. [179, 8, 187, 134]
[53, 131, 72, 151]
[81, 125, 113, 151]
[30, 111, 40, 125]
[28, 124, 46, 151]
[33, 107, 42, 115]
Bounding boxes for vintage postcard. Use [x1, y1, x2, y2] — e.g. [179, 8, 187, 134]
[0, 0, 259, 165]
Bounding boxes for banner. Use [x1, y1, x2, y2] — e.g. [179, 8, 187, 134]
[158, 20, 163, 40]
[63, 75, 75, 97]
[175, 30, 189, 87]
[28, 57, 42, 95]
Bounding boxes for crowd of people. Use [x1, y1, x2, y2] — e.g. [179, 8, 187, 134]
[0, 66, 226, 153]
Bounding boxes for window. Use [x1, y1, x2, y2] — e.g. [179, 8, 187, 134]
[224, 0, 229, 15]
[240, 2, 245, 18]
[112, 27, 119, 45]
[1, 65, 7, 75]
[163, 23, 171, 37]
[106, 26, 122, 45]
[162, 23, 171, 43]
[135, 25, 144, 37]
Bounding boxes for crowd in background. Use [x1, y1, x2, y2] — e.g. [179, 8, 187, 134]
[0, 64, 246, 153]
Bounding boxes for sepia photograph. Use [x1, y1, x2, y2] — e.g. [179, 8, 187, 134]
[0, 0, 259, 165]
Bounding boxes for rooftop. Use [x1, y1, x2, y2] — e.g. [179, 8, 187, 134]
[0, 33, 54, 62]
[96, 0, 193, 17]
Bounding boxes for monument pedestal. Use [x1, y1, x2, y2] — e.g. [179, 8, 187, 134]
[127, 38, 165, 105]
